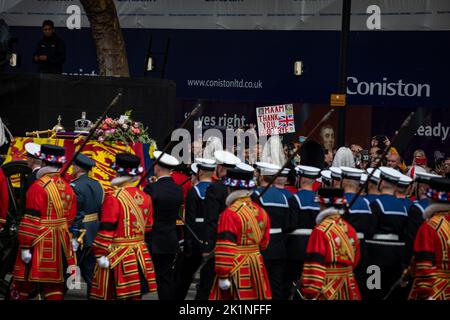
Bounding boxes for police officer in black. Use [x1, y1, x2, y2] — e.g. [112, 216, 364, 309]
[144, 151, 183, 300]
[366, 167, 409, 300]
[197, 150, 240, 300]
[175, 158, 216, 300]
[33, 20, 66, 74]
[252, 162, 291, 300]
[69, 153, 104, 297]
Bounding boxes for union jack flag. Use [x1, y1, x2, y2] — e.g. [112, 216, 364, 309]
[278, 114, 295, 128]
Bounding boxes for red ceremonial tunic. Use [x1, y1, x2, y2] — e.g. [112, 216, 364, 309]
[0, 168, 8, 226]
[90, 185, 157, 300]
[300, 210, 361, 300]
[209, 193, 272, 300]
[13, 173, 77, 283]
[409, 213, 450, 300]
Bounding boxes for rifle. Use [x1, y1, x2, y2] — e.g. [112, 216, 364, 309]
[138, 101, 205, 186]
[344, 111, 415, 215]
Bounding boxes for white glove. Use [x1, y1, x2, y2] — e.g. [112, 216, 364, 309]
[427, 296, 436, 300]
[97, 256, 110, 269]
[21, 249, 32, 264]
[72, 238, 79, 252]
[219, 278, 231, 290]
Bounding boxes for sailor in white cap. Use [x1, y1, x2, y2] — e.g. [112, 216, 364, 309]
[197, 150, 241, 300]
[405, 170, 442, 272]
[329, 167, 342, 188]
[286, 165, 321, 295]
[176, 158, 216, 300]
[143, 150, 184, 300]
[251, 162, 290, 299]
[366, 166, 410, 300]
[365, 168, 381, 203]
[273, 167, 295, 198]
[340, 166, 373, 299]
[395, 174, 413, 211]
[24, 142, 42, 190]
[320, 170, 332, 188]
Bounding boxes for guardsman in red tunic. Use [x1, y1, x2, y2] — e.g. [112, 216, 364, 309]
[0, 167, 9, 229]
[409, 177, 450, 300]
[90, 153, 157, 300]
[209, 163, 272, 300]
[300, 187, 361, 300]
[12, 144, 77, 300]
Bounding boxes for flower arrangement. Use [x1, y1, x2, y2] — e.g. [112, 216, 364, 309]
[93, 110, 155, 144]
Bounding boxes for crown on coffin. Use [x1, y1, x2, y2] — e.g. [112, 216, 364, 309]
[74, 112, 93, 134]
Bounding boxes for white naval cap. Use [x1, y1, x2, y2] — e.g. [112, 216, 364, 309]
[407, 165, 426, 180]
[191, 163, 198, 175]
[194, 157, 216, 171]
[296, 165, 321, 179]
[25, 142, 41, 159]
[281, 167, 292, 177]
[341, 166, 364, 180]
[255, 162, 281, 176]
[236, 162, 255, 173]
[415, 171, 441, 184]
[360, 173, 368, 185]
[329, 167, 342, 180]
[153, 150, 180, 169]
[379, 166, 402, 183]
[397, 174, 413, 187]
[320, 170, 332, 182]
[214, 150, 241, 168]
[366, 168, 381, 184]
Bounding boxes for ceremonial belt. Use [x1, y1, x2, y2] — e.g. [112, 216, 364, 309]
[111, 237, 144, 246]
[436, 270, 450, 278]
[325, 267, 353, 277]
[235, 244, 260, 254]
[40, 218, 67, 228]
[373, 233, 399, 241]
[195, 218, 204, 223]
[289, 228, 312, 236]
[356, 232, 364, 240]
[83, 213, 98, 223]
[270, 228, 282, 234]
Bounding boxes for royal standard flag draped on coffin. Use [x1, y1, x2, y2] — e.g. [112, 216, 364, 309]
[5, 137, 156, 191]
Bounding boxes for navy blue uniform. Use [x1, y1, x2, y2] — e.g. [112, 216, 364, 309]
[405, 198, 429, 260]
[286, 189, 320, 288]
[344, 192, 374, 299]
[70, 173, 104, 296]
[176, 181, 211, 300]
[252, 187, 290, 300]
[365, 193, 380, 204]
[195, 180, 228, 300]
[367, 194, 409, 300]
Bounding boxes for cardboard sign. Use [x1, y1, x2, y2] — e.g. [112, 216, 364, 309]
[256, 104, 295, 136]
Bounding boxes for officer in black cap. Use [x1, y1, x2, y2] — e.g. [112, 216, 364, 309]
[144, 151, 184, 300]
[69, 153, 104, 297]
